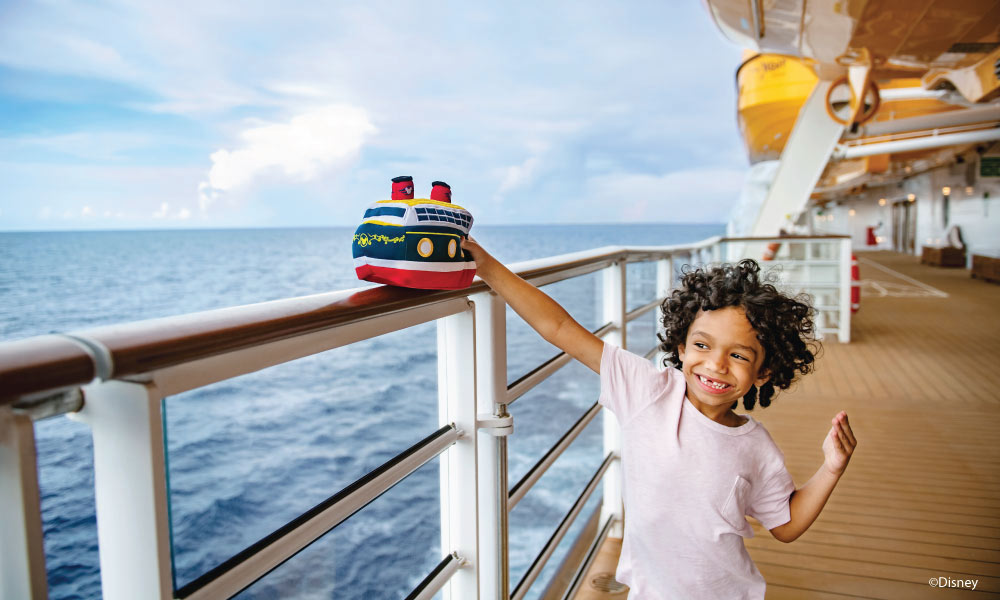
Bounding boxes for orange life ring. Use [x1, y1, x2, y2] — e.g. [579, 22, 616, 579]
[825, 77, 881, 126]
[762, 242, 780, 261]
[851, 254, 860, 313]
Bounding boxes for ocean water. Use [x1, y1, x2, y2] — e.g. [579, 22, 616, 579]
[0, 223, 723, 599]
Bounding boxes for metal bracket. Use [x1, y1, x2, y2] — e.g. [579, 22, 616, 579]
[477, 413, 513, 437]
[12, 388, 84, 421]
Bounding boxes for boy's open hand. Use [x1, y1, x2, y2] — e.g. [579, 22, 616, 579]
[822, 411, 857, 476]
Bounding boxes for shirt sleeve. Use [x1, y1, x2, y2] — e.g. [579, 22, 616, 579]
[599, 342, 666, 423]
[747, 449, 795, 531]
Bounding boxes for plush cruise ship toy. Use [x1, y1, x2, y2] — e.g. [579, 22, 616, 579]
[352, 177, 476, 289]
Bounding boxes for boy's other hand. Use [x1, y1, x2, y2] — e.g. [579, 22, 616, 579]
[822, 411, 857, 476]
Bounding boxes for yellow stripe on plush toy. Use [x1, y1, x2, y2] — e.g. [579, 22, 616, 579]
[364, 219, 405, 227]
[375, 198, 469, 211]
[409, 231, 462, 238]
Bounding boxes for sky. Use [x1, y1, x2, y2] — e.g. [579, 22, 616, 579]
[0, 1, 749, 231]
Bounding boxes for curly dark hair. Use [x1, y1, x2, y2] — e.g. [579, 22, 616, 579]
[657, 259, 818, 410]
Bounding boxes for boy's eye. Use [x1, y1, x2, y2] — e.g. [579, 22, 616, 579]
[694, 342, 708, 349]
[731, 353, 748, 361]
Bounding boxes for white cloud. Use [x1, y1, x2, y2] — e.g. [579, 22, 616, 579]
[153, 202, 169, 218]
[198, 104, 376, 210]
[498, 155, 543, 195]
[585, 168, 746, 223]
[81, 205, 94, 217]
[177, 207, 191, 219]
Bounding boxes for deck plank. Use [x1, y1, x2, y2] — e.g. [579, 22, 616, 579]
[570, 252, 1000, 600]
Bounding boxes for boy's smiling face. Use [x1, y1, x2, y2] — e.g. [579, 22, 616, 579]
[677, 306, 769, 419]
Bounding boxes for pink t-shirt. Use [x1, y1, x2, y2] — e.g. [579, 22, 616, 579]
[599, 343, 794, 600]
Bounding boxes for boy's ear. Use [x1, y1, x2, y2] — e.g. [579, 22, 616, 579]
[754, 369, 770, 387]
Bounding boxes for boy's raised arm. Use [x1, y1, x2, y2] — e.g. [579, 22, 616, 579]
[461, 238, 604, 374]
[769, 411, 857, 542]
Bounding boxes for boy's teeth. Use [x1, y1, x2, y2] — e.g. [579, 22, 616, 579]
[699, 375, 728, 389]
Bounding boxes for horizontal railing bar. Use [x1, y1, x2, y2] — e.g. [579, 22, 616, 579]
[151, 298, 473, 398]
[404, 552, 464, 600]
[511, 452, 615, 600]
[508, 402, 601, 510]
[506, 323, 614, 405]
[178, 424, 460, 600]
[643, 346, 660, 361]
[2, 236, 833, 404]
[625, 299, 661, 323]
[561, 513, 616, 600]
[718, 235, 849, 242]
[0, 244, 718, 404]
[0, 335, 95, 404]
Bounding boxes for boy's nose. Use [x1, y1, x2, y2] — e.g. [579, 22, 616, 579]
[705, 352, 728, 373]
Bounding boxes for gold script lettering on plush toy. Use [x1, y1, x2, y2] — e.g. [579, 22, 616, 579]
[354, 233, 405, 246]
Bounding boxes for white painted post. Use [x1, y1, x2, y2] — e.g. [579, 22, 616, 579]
[601, 263, 626, 536]
[839, 238, 852, 343]
[655, 257, 674, 366]
[471, 291, 510, 599]
[70, 381, 173, 600]
[0, 406, 48, 600]
[437, 304, 481, 599]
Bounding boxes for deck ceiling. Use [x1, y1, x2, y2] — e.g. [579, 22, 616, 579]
[708, 0, 1000, 73]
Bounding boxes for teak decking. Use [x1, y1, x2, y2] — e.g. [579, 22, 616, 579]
[571, 250, 1000, 599]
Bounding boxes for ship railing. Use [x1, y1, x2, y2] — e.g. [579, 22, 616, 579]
[0, 234, 850, 600]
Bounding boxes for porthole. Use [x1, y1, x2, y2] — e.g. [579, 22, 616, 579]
[448, 239, 457, 258]
[417, 237, 434, 258]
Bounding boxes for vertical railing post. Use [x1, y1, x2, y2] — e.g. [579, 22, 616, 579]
[655, 255, 674, 366]
[0, 406, 48, 600]
[601, 262, 626, 536]
[470, 291, 512, 600]
[838, 237, 852, 343]
[70, 380, 173, 600]
[437, 304, 481, 599]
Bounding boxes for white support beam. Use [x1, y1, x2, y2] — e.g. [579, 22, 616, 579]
[0, 406, 48, 600]
[835, 127, 1000, 160]
[848, 104, 1000, 138]
[71, 380, 173, 600]
[655, 257, 674, 367]
[600, 263, 626, 536]
[471, 291, 509, 600]
[838, 239, 852, 343]
[436, 305, 480, 600]
[752, 80, 846, 236]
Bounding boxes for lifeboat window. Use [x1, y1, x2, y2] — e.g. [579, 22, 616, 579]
[417, 214, 429, 222]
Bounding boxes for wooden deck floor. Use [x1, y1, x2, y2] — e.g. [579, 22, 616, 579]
[571, 251, 1000, 599]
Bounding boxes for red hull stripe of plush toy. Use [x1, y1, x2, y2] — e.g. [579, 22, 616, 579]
[352, 178, 476, 290]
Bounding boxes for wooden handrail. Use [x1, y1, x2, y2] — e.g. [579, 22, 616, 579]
[0, 336, 96, 402]
[0, 237, 844, 405]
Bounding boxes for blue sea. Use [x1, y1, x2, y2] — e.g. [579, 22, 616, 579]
[0, 223, 723, 599]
